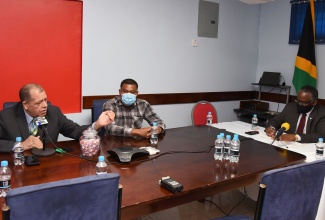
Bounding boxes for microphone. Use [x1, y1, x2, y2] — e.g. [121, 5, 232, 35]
[34, 117, 48, 126]
[275, 122, 290, 141]
[31, 117, 55, 157]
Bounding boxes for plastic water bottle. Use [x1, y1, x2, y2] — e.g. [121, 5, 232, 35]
[13, 137, 24, 165]
[315, 138, 324, 160]
[223, 135, 232, 160]
[150, 122, 158, 145]
[0, 161, 11, 197]
[230, 134, 240, 163]
[214, 135, 224, 161]
[251, 114, 258, 130]
[219, 133, 225, 142]
[96, 156, 108, 175]
[206, 112, 213, 125]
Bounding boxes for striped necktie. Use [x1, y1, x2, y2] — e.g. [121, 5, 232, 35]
[29, 118, 38, 136]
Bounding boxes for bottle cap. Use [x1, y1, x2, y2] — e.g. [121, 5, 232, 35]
[319, 138, 324, 142]
[16, 137, 22, 142]
[152, 122, 157, 126]
[220, 133, 224, 137]
[253, 114, 257, 117]
[226, 135, 231, 139]
[98, 156, 105, 161]
[208, 112, 211, 114]
[98, 156, 105, 162]
[1, 161, 8, 167]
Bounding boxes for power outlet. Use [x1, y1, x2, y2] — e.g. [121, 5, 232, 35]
[192, 39, 199, 47]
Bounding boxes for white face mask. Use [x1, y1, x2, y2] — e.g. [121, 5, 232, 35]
[121, 93, 136, 106]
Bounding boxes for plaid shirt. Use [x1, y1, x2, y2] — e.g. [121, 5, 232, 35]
[102, 96, 166, 137]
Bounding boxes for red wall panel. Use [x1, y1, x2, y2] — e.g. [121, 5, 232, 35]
[0, 0, 82, 113]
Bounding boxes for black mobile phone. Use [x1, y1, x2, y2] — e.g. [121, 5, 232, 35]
[245, 131, 259, 135]
[25, 155, 40, 166]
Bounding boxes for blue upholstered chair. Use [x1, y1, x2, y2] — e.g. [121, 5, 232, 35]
[213, 160, 325, 220]
[3, 101, 51, 109]
[5, 173, 122, 220]
[92, 99, 108, 123]
[3, 102, 18, 109]
[92, 99, 108, 136]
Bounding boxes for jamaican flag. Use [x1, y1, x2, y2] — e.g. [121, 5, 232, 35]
[292, 0, 317, 93]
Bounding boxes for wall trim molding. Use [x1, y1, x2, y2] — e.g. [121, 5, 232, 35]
[83, 91, 256, 109]
[83, 91, 324, 109]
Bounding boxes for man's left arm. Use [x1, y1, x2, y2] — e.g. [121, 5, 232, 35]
[52, 107, 89, 140]
[143, 102, 166, 134]
[282, 107, 325, 143]
[300, 111, 325, 143]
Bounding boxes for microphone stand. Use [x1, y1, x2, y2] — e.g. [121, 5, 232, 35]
[31, 125, 55, 157]
[271, 137, 277, 146]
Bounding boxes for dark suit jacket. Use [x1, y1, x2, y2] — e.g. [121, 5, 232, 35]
[0, 102, 89, 152]
[266, 102, 325, 143]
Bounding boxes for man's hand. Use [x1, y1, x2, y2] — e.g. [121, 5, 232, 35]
[265, 126, 276, 139]
[278, 134, 296, 142]
[94, 110, 115, 131]
[22, 136, 43, 150]
[131, 127, 151, 138]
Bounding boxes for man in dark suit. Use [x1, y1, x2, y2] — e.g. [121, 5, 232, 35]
[0, 83, 115, 152]
[265, 85, 325, 143]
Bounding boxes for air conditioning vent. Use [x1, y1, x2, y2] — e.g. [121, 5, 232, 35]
[239, 0, 274, 4]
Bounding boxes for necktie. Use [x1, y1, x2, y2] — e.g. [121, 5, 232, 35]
[29, 118, 38, 136]
[296, 113, 306, 134]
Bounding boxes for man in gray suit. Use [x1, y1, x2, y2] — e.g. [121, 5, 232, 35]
[265, 85, 325, 143]
[0, 83, 115, 152]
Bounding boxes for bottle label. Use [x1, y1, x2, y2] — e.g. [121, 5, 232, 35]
[151, 133, 158, 138]
[231, 150, 239, 156]
[224, 148, 230, 154]
[14, 152, 24, 159]
[207, 119, 212, 124]
[0, 180, 11, 189]
[216, 148, 222, 153]
[316, 149, 324, 155]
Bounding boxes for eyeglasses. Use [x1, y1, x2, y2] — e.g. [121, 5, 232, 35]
[294, 99, 314, 106]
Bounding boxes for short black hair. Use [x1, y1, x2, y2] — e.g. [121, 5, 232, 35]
[299, 85, 318, 100]
[120, 78, 138, 89]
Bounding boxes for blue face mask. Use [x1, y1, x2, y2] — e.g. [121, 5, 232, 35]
[121, 93, 136, 106]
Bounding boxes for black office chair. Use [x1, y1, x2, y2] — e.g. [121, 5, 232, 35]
[213, 160, 325, 220]
[4, 173, 122, 220]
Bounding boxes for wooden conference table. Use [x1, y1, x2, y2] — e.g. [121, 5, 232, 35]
[0, 126, 306, 219]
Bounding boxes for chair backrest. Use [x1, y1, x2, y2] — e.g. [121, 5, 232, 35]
[5, 173, 121, 220]
[92, 99, 108, 123]
[3, 101, 51, 109]
[3, 102, 18, 109]
[256, 160, 325, 220]
[191, 101, 218, 125]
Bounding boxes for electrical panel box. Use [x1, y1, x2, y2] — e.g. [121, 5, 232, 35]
[198, 1, 219, 38]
